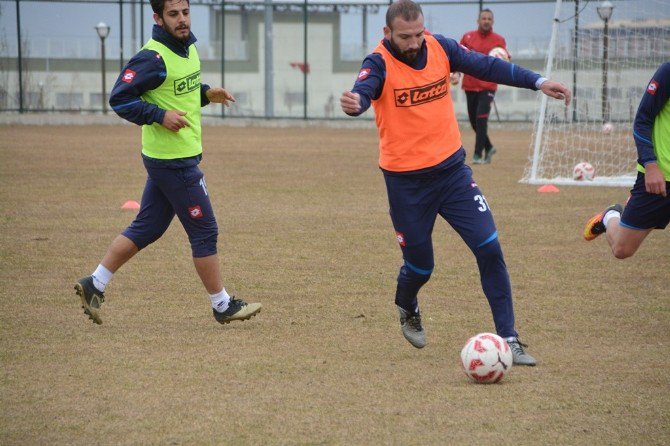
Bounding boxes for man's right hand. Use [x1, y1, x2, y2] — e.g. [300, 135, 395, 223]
[340, 91, 361, 115]
[162, 110, 189, 132]
[644, 163, 667, 197]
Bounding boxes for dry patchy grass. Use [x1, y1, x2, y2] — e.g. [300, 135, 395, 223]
[0, 124, 668, 445]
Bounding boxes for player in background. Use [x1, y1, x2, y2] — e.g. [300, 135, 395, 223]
[451, 9, 508, 164]
[583, 62, 670, 256]
[341, 0, 571, 365]
[74, 0, 261, 325]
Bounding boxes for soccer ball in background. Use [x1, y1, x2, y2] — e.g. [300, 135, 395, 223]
[488, 46, 510, 61]
[573, 162, 596, 181]
[602, 122, 614, 135]
[460, 333, 513, 384]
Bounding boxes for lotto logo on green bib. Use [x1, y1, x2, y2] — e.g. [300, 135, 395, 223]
[174, 71, 200, 95]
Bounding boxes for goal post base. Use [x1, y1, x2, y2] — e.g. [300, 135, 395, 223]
[520, 176, 635, 188]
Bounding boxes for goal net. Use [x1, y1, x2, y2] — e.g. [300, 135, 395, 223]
[522, 0, 670, 187]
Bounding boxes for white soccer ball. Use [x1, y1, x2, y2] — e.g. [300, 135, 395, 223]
[602, 122, 614, 135]
[488, 46, 510, 61]
[573, 162, 596, 181]
[460, 333, 513, 384]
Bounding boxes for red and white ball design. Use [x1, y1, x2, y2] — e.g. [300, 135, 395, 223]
[573, 162, 596, 181]
[460, 333, 513, 384]
[602, 122, 614, 135]
[488, 46, 510, 61]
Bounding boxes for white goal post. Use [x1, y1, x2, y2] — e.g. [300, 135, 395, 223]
[521, 0, 670, 187]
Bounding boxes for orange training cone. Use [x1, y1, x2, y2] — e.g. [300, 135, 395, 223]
[121, 200, 140, 210]
[537, 184, 560, 193]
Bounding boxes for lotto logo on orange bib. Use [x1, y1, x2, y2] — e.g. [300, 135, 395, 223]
[394, 77, 449, 107]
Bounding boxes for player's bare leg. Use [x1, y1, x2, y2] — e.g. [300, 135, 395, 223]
[193, 254, 223, 294]
[101, 234, 139, 272]
[584, 204, 653, 259]
[194, 254, 262, 324]
[604, 219, 653, 259]
[74, 235, 138, 324]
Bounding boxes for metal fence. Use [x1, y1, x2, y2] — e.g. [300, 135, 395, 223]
[0, 0, 664, 120]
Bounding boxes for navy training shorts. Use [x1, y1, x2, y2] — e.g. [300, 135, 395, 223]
[123, 156, 219, 257]
[621, 172, 670, 230]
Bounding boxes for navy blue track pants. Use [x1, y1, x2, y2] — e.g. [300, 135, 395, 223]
[384, 160, 517, 337]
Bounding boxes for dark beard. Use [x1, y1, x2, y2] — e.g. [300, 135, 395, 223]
[167, 26, 190, 42]
[388, 39, 419, 64]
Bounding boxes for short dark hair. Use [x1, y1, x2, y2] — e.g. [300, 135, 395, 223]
[386, 0, 423, 28]
[479, 8, 494, 18]
[150, 0, 190, 17]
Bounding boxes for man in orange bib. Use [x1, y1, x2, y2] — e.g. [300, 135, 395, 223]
[340, 0, 570, 365]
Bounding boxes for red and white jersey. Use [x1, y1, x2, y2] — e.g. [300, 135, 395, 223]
[459, 29, 508, 92]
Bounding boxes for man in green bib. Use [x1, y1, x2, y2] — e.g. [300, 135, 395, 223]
[583, 62, 670, 256]
[75, 0, 262, 325]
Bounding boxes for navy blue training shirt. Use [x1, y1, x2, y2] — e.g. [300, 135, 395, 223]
[349, 34, 543, 116]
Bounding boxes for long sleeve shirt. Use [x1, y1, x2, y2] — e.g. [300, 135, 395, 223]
[109, 25, 211, 127]
[349, 34, 543, 117]
[633, 62, 670, 175]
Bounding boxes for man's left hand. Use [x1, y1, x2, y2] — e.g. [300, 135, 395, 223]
[206, 88, 236, 106]
[540, 81, 571, 106]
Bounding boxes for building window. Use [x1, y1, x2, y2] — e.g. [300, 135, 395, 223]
[518, 89, 539, 101]
[24, 92, 41, 108]
[496, 89, 513, 102]
[56, 92, 83, 108]
[89, 92, 109, 109]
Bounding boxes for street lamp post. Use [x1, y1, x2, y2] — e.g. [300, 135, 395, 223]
[597, 1, 614, 123]
[95, 22, 111, 114]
